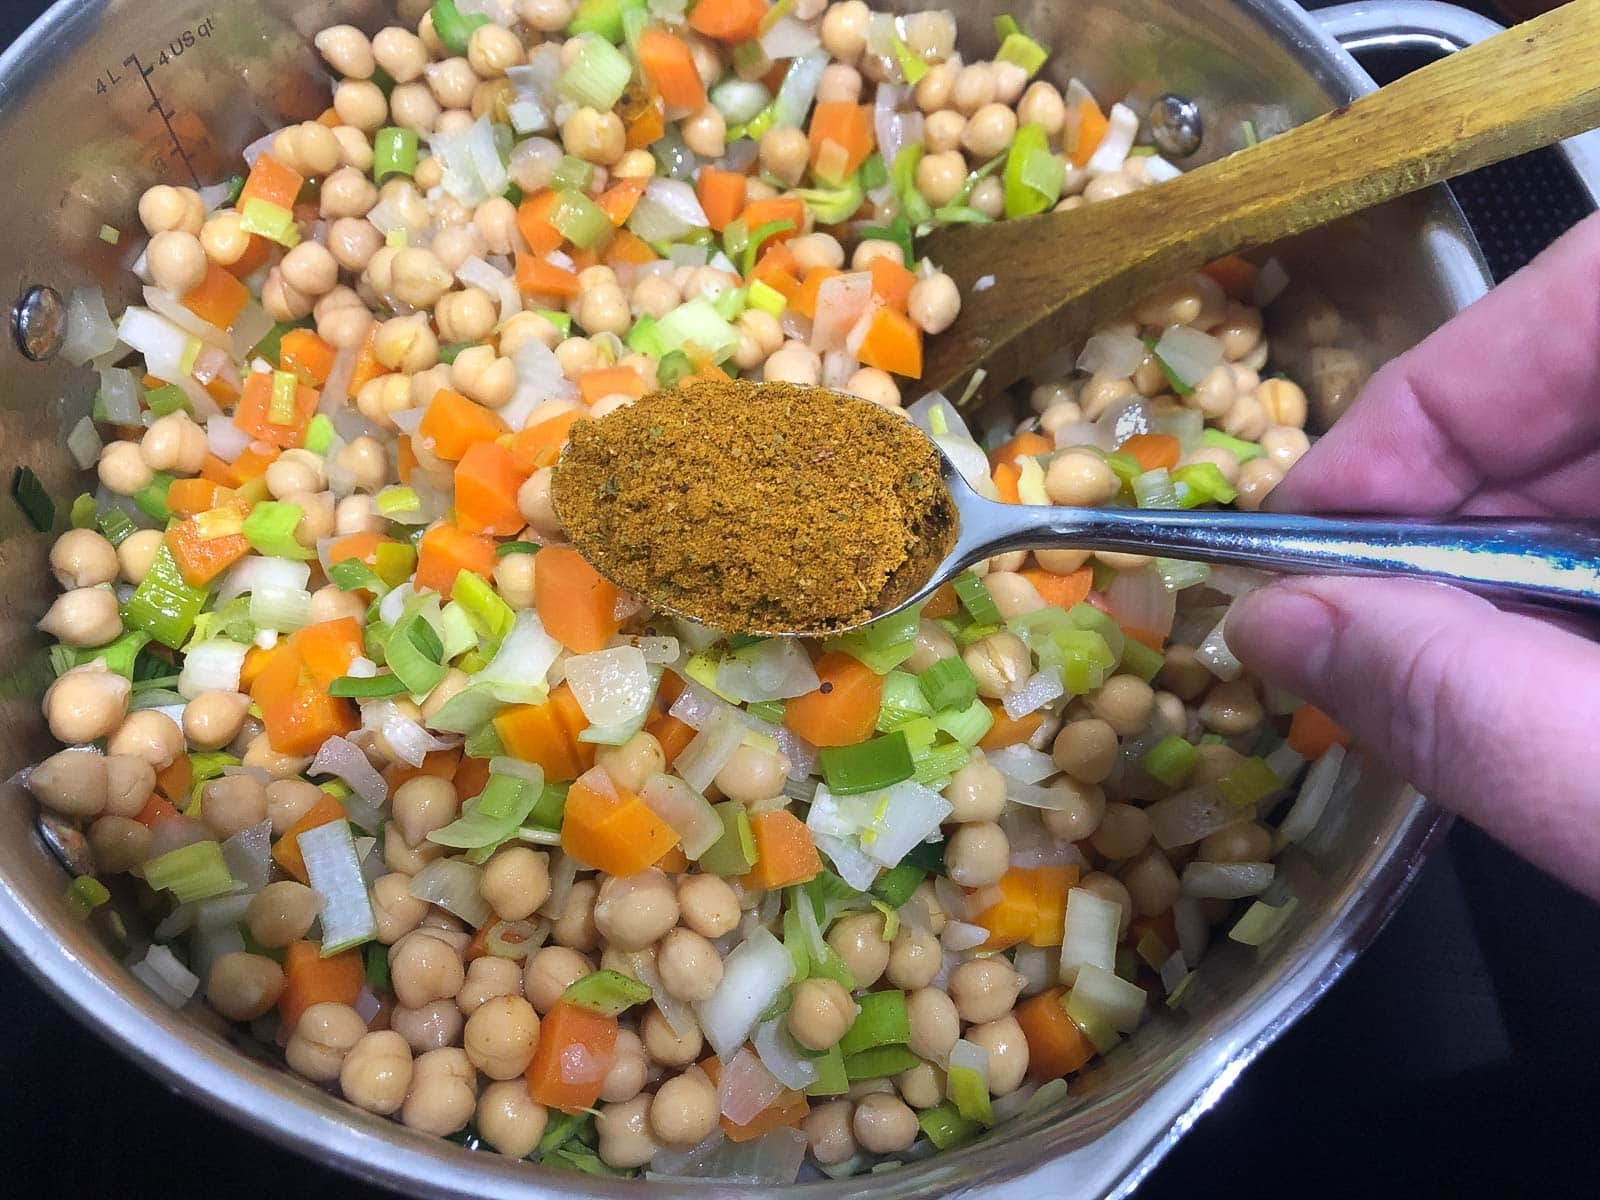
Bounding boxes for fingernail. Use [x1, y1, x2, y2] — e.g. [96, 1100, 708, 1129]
[1226, 582, 1339, 688]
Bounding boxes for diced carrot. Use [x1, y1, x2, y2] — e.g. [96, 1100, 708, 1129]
[515, 190, 564, 257]
[396, 434, 418, 484]
[454, 441, 530, 536]
[494, 682, 595, 782]
[1120, 625, 1166, 651]
[740, 196, 807, 251]
[657, 846, 690, 873]
[922, 581, 959, 620]
[1071, 100, 1110, 170]
[1128, 910, 1179, 953]
[749, 252, 801, 303]
[1118, 432, 1181, 472]
[165, 517, 250, 587]
[739, 810, 823, 891]
[165, 477, 226, 516]
[454, 755, 492, 806]
[856, 306, 923, 378]
[270, 793, 347, 884]
[278, 328, 338, 386]
[135, 794, 181, 828]
[526, 1001, 619, 1112]
[278, 940, 365, 1036]
[238, 152, 304, 212]
[597, 177, 647, 226]
[415, 521, 496, 595]
[200, 454, 239, 488]
[978, 701, 1043, 750]
[1287, 704, 1352, 759]
[416, 388, 508, 462]
[623, 94, 666, 150]
[238, 643, 278, 693]
[867, 255, 917, 314]
[181, 262, 249, 330]
[604, 228, 659, 267]
[225, 233, 273, 279]
[577, 365, 649, 407]
[992, 461, 1022, 505]
[229, 443, 280, 482]
[316, 107, 341, 128]
[974, 867, 1039, 950]
[515, 255, 580, 298]
[233, 370, 319, 449]
[534, 545, 621, 654]
[687, 0, 770, 42]
[346, 322, 390, 397]
[1029, 864, 1081, 947]
[783, 652, 883, 747]
[289, 618, 364, 686]
[808, 101, 875, 183]
[387, 747, 463, 793]
[154, 754, 193, 804]
[637, 27, 707, 110]
[1016, 987, 1097, 1080]
[324, 529, 386, 568]
[262, 680, 359, 758]
[508, 407, 587, 472]
[645, 713, 697, 765]
[791, 267, 839, 320]
[989, 431, 1054, 472]
[696, 167, 749, 233]
[561, 767, 680, 875]
[699, 1055, 809, 1140]
[1021, 565, 1094, 610]
[1200, 254, 1260, 303]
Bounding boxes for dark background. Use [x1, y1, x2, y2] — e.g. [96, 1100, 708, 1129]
[3, 1, 1596, 1196]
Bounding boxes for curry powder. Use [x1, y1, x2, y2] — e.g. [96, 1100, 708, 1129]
[551, 381, 957, 634]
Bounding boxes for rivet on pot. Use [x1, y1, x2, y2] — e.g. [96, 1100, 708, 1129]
[37, 813, 95, 877]
[1149, 94, 1203, 158]
[12, 284, 66, 362]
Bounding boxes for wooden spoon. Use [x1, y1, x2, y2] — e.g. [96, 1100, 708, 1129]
[918, 0, 1600, 403]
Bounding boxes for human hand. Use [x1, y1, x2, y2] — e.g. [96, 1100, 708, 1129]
[1226, 211, 1600, 899]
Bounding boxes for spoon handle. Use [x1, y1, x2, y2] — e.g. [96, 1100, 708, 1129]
[980, 505, 1600, 615]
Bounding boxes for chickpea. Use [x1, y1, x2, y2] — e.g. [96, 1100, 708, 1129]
[106, 709, 182, 769]
[335, 1029, 413, 1116]
[923, 108, 965, 153]
[895, 1060, 945, 1110]
[206, 952, 285, 1022]
[1090, 802, 1153, 861]
[1077, 871, 1134, 937]
[142, 411, 209, 476]
[1234, 456, 1284, 512]
[326, 217, 382, 274]
[1018, 81, 1067, 136]
[908, 272, 961, 335]
[962, 102, 1018, 159]
[492, 551, 536, 611]
[962, 631, 1031, 701]
[1084, 170, 1139, 204]
[1045, 448, 1120, 506]
[787, 233, 844, 273]
[316, 167, 377, 223]
[792, 1097, 856, 1168]
[641, 1004, 703, 1066]
[551, 877, 600, 951]
[197, 209, 250, 266]
[246, 880, 321, 949]
[560, 105, 625, 165]
[518, 0, 577, 32]
[26, 749, 106, 819]
[817, 61, 863, 104]
[967, 1014, 1029, 1094]
[785, 977, 856, 1051]
[1193, 822, 1271, 868]
[37, 587, 121, 649]
[597, 1094, 658, 1169]
[915, 150, 967, 206]
[138, 184, 202, 236]
[1086, 675, 1156, 737]
[450, 345, 517, 408]
[642, 927, 717, 1004]
[477, 1080, 547, 1158]
[598, 1028, 649, 1103]
[434, 287, 498, 344]
[1257, 378, 1308, 428]
[946, 821, 1011, 888]
[199, 774, 267, 840]
[905, 621, 957, 676]
[827, 910, 889, 989]
[402, 1047, 477, 1136]
[820, 1, 870, 61]
[1122, 848, 1182, 917]
[48, 529, 117, 592]
[711, 743, 791, 809]
[757, 126, 810, 186]
[1199, 679, 1265, 735]
[525, 945, 593, 1013]
[464, 994, 541, 1080]
[98, 442, 152, 497]
[264, 451, 323, 500]
[650, 1070, 719, 1147]
[89, 815, 152, 874]
[593, 869, 679, 952]
[881, 923, 941, 993]
[1052, 717, 1119, 784]
[265, 778, 322, 836]
[949, 959, 1023, 1026]
[1261, 425, 1310, 473]
[1192, 742, 1245, 788]
[332, 79, 387, 133]
[391, 929, 467, 1009]
[44, 665, 129, 745]
[263, 267, 314, 322]
[286, 1002, 367, 1083]
[392, 776, 458, 848]
[146, 228, 208, 295]
[389, 247, 452, 308]
[676, 873, 739, 940]
[836, 1091, 913, 1154]
[1040, 776, 1107, 845]
[764, 341, 821, 385]
[457, 956, 523, 1017]
[314, 25, 375, 77]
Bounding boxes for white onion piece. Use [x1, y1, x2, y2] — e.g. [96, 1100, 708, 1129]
[1153, 325, 1224, 389]
[999, 775, 1077, 812]
[1068, 962, 1146, 1033]
[230, 300, 276, 364]
[640, 773, 723, 859]
[1144, 155, 1183, 182]
[178, 638, 249, 699]
[714, 639, 820, 703]
[241, 130, 274, 167]
[948, 1037, 990, 1086]
[1011, 943, 1057, 997]
[752, 1017, 819, 1089]
[456, 255, 521, 323]
[674, 706, 747, 793]
[1277, 745, 1346, 844]
[1182, 860, 1275, 899]
[1076, 331, 1145, 378]
[221, 819, 274, 894]
[130, 944, 198, 1008]
[1002, 669, 1064, 721]
[1059, 887, 1119, 985]
[1086, 102, 1139, 173]
[67, 416, 102, 470]
[1147, 785, 1244, 849]
[310, 734, 388, 810]
[1195, 612, 1242, 681]
[1104, 566, 1176, 637]
[298, 818, 378, 952]
[760, 15, 821, 59]
[1172, 895, 1210, 967]
[410, 857, 491, 928]
[143, 286, 230, 346]
[216, 557, 311, 604]
[98, 367, 142, 424]
[942, 921, 988, 952]
[984, 745, 1055, 785]
[566, 645, 653, 728]
[1254, 256, 1290, 307]
[810, 272, 874, 354]
[696, 927, 792, 1060]
[810, 831, 875, 892]
[1205, 565, 1270, 598]
[59, 287, 119, 366]
[538, 850, 578, 921]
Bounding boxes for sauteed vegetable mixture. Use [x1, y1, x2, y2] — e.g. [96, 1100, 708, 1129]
[21, 0, 1361, 1181]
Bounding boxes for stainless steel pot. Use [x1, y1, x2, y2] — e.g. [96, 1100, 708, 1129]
[0, 2, 1588, 1197]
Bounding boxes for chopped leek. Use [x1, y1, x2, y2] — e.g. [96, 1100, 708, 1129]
[1172, 462, 1239, 507]
[563, 968, 652, 1016]
[565, 0, 645, 43]
[556, 34, 632, 111]
[654, 297, 740, 364]
[494, 540, 541, 559]
[374, 126, 418, 182]
[239, 197, 300, 248]
[876, 670, 932, 731]
[890, 145, 932, 226]
[746, 279, 787, 315]
[1229, 896, 1298, 946]
[298, 818, 377, 953]
[123, 541, 209, 648]
[746, 698, 786, 725]
[1132, 467, 1181, 510]
[375, 485, 420, 517]
[1200, 427, 1266, 463]
[918, 1101, 980, 1150]
[1217, 756, 1281, 808]
[552, 154, 596, 193]
[430, 0, 489, 54]
[452, 569, 516, 644]
[242, 501, 314, 560]
[934, 698, 992, 747]
[918, 656, 978, 711]
[818, 732, 913, 796]
[143, 839, 236, 903]
[329, 558, 385, 593]
[385, 611, 449, 695]
[1142, 735, 1199, 788]
[870, 861, 924, 908]
[1003, 123, 1063, 218]
[1118, 636, 1165, 683]
[328, 673, 408, 699]
[696, 800, 754, 876]
[144, 384, 191, 417]
[842, 1044, 921, 1081]
[804, 1044, 850, 1096]
[795, 173, 864, 225]
[69, 493, 97, 530]
[952, 570, 1001, 625]
[947, 1063, 993, 1126]
[994, 15, 1050, 78]
[838, 989, 909, 1055]
[66, 874, 111, 919]
[133, 472, 174, 522]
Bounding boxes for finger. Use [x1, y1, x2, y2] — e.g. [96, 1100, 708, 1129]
[1227, 577, 1600, 899]
[1271, 210, 1600, 515]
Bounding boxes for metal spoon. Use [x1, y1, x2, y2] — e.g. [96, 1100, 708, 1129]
[850, 434, 1600, 636]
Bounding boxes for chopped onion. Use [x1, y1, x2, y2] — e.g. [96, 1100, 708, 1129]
[668, 679, 725, 730]
[1060, 886, 1120, 984]
[809, 274, 875, 356]
[760, 15, 820, 59]
[178, 638, 249, 699]
[1195, 611, 1243, 681]
[98, 367, 142, 424]
[628, 178, 708, 242]
[1144, 155, 1183, 183]
[1150, 405, 1205, 452]
[674, 706, 748, 793]
[942, 921, 988, 952]
[1068, 962, 1146, 1033]
[1254, 256, 1290, 307]
[1182, 860, 1275, 899]
[216, 557, 310, 604]
[456, 255, 521, 324]
[143, 286, 230, 346]
[1147, 785, 1244, 849]
[641, 773, 723, 859]
[1086, 102, 1139, 173]
[1278, 745, 1345, 844]
[751, 1017, 819, 1089]
[1104, 566, 1177, 637]
[1002, 669, 1064, 721]
[221, 819, 274, 893]
[371, 704, 456, 767]
[538, 851, 578, 921]
[983, 745, 1055, 785]
[696, 926, 792, 1060]
[309, 734, 388, 810]
[473, 610, 563, 702]
[812, 830, 878, 892]
[711, 79, 769, 125]
[1153, 325, 1224, 389]
[1205, 565, 1270, 598]
[999, 775, 1078, 812]
[410, 857, 491, 928]
[770, 49, 827, 129]
[1076, 331, 1146, 378]
[66, 416, 102, 470]
[948, 1036, 990, 1086]
[498, 336, 578, 430]
[651, 1127, 807, 1185]
[130, 944, 199, 1008]
[298, 819, 378, 952]
[565, 645, 653, 728]
[241, 130, 275, 167]
[230, 300, 276, 364]
[714, 639, 820, 703]
[1172, 895, 1210, 967]
[59, 287, 119, 366]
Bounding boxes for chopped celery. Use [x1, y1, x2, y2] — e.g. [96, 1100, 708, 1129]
[1118, 636, 1165, 683]
[526, 781, 568, 830]
[952, 570, 1000, 625]
[304, 414, 336, 455]
[374, 126, 418, 182]
[918, 656, 978, 711]
[1141, 735, 1199, 788]
[1067, 602, 1127, 662]
[144, 384, 191, 417]
[746, 279, 787, 315]
[1172, 461, 1239, 507]
[562, 968, 652, 1016]
[1200, 428, 1266, 463]
[877, 669, 933, 731]
[804, 1044, 850, 1096]
[132, 472, 174, 521]
[918, 1101, 981, 1150]
[552, 154, 596, 193]
[795, 174, 864, 225]
[329, 558, 385, 593]
[1003, 123, 1063, 217]
[96, 506, 136, 546]
[843, 1044, 922, 1081]
[557, 34, 632, 111]
[242, 501, 315, 560]
[431, 0, 490, 54]
[123, 541, 209, 648]
[1217, 756, 1281, 808]
[549, 188, 613, 249]
[143, 839, 235, 902]
[653, 297, 739, 364]
[994, 15, 1050, 79]
[239, 197, 300, 248]
[1132, 467, 1181, 510]
[889, 31, 929, 84]
[1055, 630, 1117, 694]
[911, 739, 969, 787]
[69, 493, 97, 529]
[66, 874, 111, 918]
[565, 0, 645, 43]
[838, 989, 910, 1055]
[819, 732, 914, 796]
[67, 628, 151, 679]
[535, 308, 573, 336]
[933, 698, 993, 747]
[697, 800, 755, 876]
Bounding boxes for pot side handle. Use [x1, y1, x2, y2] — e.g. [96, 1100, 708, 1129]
[1314, 0, 1600, 208]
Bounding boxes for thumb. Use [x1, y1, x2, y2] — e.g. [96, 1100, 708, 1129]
[1227, 578, 1600, 899]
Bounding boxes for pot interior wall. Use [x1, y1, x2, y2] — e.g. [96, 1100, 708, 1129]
[0, 2, 1478, 1196]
